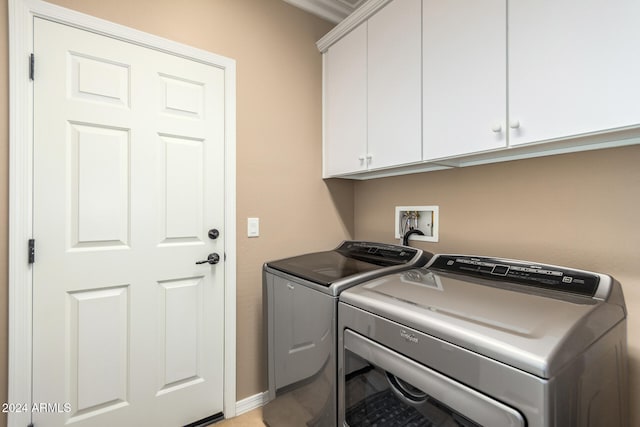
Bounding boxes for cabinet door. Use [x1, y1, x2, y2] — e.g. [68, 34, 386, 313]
[423, 0, 507, 160]
[509, 0, 640, 146]
[368, 0, 422, 169]
[324, 24, 367, 176]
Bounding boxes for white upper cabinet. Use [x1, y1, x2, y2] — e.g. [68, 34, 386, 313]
[509, 0, 640, 146]
[368, 0, 422, 169]
[322, 0, 422, 177]
[319, 0, 640, 179]
[422, 0, 507, 160]
[324, 24, 367, 177]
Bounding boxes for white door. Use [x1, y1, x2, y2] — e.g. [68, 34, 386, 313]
[32, 17, 225, 427]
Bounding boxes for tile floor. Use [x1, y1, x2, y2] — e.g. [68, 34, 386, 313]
[215, 407, 266, 426]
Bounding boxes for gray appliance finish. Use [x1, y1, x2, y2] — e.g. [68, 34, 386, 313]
[263, 241, 431, 427]
[338, 254, 628, 427]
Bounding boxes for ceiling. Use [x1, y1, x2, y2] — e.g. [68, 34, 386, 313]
[283, 0, 366, 23]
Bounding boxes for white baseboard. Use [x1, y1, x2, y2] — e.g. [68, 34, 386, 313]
[235, 391, 269, 416]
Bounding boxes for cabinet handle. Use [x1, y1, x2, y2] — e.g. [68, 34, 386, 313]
[491, 123, 502, 132]
[359, 155, 372, 165]
[509, 119, 521, 129]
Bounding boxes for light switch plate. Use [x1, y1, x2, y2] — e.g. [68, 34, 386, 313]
[247, 217, 260, 237]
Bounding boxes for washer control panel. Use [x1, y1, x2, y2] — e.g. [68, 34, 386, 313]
[337, 241, 422, 266]
[430, 255, 600, 297]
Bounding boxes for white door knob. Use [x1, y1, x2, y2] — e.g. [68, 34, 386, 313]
[358, 156, 365, 162]
[491, 123, 502, 132]
[509, 119, 520, 129]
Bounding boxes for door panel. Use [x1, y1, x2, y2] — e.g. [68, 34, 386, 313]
[71, 286, 129, 413]
[158, 277, 204, 390]
[33, 17, 225, 426]
[160, 74, 204, 117]
[509, 0, 640, 145]
[324, 24, 367, 176]
[159, 135, 205, 243]
[422, 0, 507, 160]
[368, 0, 422, 168]
[71, 123, 130, 247]
[70, 52, 130, 106]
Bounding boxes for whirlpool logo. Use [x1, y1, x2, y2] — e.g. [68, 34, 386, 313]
[400, 329, 418, 344]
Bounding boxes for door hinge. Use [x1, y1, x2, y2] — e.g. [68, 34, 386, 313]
[28, 423, 34, 427]
[29, 53, 34, 81]
[28, 239, 35, 264]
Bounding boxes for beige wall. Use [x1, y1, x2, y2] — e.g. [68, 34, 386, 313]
[354, 144, 640, 426]
[0, 0, 352, 423]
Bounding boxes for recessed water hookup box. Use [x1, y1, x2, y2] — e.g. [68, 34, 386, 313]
[395, 206, 439, 243]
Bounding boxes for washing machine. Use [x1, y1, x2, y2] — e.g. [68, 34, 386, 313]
[263, 241, 431, 427]
[338, 254, 628, 426]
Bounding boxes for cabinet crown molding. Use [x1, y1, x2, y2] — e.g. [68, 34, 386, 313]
[316, 0, 392, 52]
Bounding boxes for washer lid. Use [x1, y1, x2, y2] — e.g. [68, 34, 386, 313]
[265, 241, 428, 291]
[340, 263, 626, 378]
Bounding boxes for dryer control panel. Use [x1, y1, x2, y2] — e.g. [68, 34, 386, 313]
[430, 255, 600, 297]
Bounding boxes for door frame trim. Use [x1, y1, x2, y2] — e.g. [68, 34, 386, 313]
[8, 1, 237, 425]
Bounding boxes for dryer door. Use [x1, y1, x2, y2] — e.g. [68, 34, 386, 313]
[341, 330, 525, 427]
